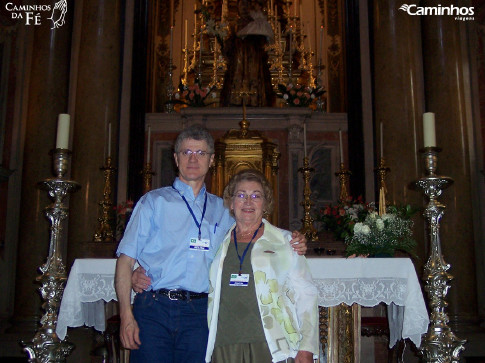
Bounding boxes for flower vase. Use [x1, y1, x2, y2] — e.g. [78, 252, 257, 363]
[275, 98, 286, 108]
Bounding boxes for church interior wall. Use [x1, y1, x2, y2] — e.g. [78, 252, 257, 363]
[0, 0, 483, 360]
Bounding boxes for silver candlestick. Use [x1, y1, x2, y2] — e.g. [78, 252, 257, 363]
[413, 146, 466, 362]
[22, 148, 80, 362]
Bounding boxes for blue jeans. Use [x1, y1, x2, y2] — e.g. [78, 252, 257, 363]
[130, 290, 209, 363]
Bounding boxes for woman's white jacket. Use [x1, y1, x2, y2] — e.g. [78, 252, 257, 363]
[205, 219, 319, 362]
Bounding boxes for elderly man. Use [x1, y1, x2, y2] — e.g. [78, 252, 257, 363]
[115, 124, 306, 363]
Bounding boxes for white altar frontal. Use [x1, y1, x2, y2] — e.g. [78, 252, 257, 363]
[307, 257, 429, 362]
[57, 257, 429, 362]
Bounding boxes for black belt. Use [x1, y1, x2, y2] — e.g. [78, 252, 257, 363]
[152, 288, 208, 301]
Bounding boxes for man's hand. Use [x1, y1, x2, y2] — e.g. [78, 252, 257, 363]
[115, 254, 140, 350]
[120, 312, 141, 350]
[290, 230, 308, 255]
[295, 350, 313, 363]
[132, 266, 151, 293]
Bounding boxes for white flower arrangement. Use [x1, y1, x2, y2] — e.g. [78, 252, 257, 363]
[345, 205, 417, 257]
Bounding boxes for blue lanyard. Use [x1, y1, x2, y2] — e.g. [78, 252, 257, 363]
[233, 222, 263, 275]
[173, 186, 208, 240]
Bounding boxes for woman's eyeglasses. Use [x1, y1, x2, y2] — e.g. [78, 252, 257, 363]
[234, 192, 263, 202]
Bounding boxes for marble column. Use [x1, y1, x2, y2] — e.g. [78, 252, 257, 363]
[10, 13, 72, 333]
[67, 0, 122, 266]
[370, 0, 427, 262]
[421, 0, 478, 332]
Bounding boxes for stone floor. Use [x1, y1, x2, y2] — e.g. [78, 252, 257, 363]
[0, 316, 484, 362]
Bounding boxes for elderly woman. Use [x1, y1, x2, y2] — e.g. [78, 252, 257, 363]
[206, 169, 318, 363]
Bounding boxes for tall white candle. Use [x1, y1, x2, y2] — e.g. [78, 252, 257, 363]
[277, 19, 281, 43]
[170, 26, 173, 61]
[339, 129, 343, 164]
[184, 19, 188, 49]
[103, 109, 107, 159]
[319, 26, 323, 65]
[56, 114, 70, 149]
[194, 5, 197, 47]
[170, 0, 174, 26]
[380, 122, 384, 158]
[423, 112, 436, 147]
[199, 26, 203, 69]
[108, 122, 112, 157]
[222, 0, 228, 20]
[289, 27, 293, 78]
[303, 123, 307, 158]
[147, 125, 151, 163]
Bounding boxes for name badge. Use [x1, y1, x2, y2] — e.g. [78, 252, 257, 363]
[230, 273, 250, 286]
[189, 238, 210, 251]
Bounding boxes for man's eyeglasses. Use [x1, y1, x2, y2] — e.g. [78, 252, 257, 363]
[179, 149, 211, 158]
[234, 192, 263, 202]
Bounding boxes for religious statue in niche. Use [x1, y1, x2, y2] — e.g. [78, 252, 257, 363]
[220, 0, 275, 106]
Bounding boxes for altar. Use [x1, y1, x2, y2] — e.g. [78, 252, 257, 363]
[57, 257, 429, 362]
[145, 108, 348, 231]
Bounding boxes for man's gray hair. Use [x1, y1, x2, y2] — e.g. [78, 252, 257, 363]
[174, 124, 215, 154]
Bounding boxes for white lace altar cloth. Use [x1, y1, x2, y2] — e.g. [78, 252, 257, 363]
[56, 259, 136, 340]
[307, 257, 429, 348]
[57, 257, 429, 348]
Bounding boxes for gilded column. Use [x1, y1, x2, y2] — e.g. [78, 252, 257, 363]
[10, 8, 72, 332]
[370, 0, 426, 261]
[421, 0, 478, 332]
[67, 0, 122, 265]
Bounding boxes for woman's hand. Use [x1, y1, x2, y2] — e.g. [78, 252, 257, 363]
[295, 350, 313, 363]
[290, 230, 308, 255]
[347, 254, 369, 258]
[132, 266, 151, 293]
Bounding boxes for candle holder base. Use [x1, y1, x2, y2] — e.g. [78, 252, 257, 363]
[141, 163, 155, 195]
[375, 158, 390, 215]
[335, 163, 351, 203]
[299, 157, 318, 241]
[23, 336, 74, 363]
[93, 157, 116, 242]
[419, 147, 442, 176]
[51, 149, 71, 178]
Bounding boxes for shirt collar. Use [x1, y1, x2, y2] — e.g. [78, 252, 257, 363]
[173, 177, 207, 201]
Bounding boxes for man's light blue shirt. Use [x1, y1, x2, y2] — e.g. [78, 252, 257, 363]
[116, 177, 234, 293]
